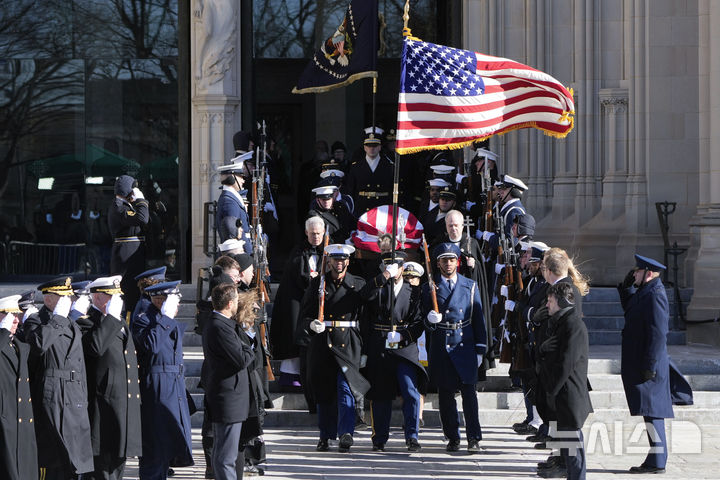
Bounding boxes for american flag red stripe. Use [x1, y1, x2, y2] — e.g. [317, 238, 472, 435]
[351, 205, 424, 252]
[395, 39, 575, 154]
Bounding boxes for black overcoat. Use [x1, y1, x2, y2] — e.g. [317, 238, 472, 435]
[24, 307, 94, 473]
[0, 329, 38, 480]
[344, 154, 395, 215]
[76, 307, 142, 458]
[308, 202, 356, 244]
[131, 302, 194, 467]
[619, 277, 674, 418]
[298, 272, 370, 402]
[360, 274, 427, 400]
[537, 306, 593, 430]
[270, 242, 322, 359]
[108, 196, 149, 311]
[202, 311, 256, 424]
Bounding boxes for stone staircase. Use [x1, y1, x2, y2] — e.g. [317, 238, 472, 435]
[177, 286, 720, 429]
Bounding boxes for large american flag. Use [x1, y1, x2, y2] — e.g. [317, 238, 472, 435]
[395, 38, 575, 154]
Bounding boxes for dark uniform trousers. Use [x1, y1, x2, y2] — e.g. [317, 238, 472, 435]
[317, 372, 356, 440]
[370, 359, 420, 446]
[643, 417, 668, 469]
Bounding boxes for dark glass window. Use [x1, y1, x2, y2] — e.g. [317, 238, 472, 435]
[0, 0, 179, 279]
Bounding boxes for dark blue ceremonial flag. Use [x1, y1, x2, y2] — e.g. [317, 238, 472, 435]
[292, 0, 378, 94]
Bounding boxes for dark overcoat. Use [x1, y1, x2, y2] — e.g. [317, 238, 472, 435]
[619, 277, 674, 418]
[24, 307, 94, 473]
[108, 196, 149, 311]
[421, 274, 487, 389]
[344, 154, 395, 215]
[298, 272, 370, 402]
[270, 242, 322, 359]
[238, 326, 267, 460]
[360, 274, 427, 400]
[308, 202, 356, 244]
[216, 187, 253, 252]
[131, 302, 194, 467]
[538, 306, 593, 430]
[0, 329, 38, 480]
[76, 307, 142, 458]
[203, 311, 256, 423]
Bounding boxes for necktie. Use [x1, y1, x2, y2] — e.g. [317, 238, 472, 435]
[448, 279, 454, 291]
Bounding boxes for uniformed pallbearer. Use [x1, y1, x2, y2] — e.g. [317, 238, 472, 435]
[345, 127, 395, 216]
[618, 254, 673, 475]
[298, 244, 370, 453]
[360, 251, 427, 452]
[24, 277, 94, 479]
[0, 295, 38, 480]
[423, 243, 487, 453]
[76, 276, 142, 480]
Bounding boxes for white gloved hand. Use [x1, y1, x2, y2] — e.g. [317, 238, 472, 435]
[505, 299, 516, 311]
[384, 263, 400, 278]
[71, 295, 91, 315]
[387, 331, 402, 343]
[360, 354, 367, 368]
[263, 202, 276, 213]
[477, 354, 484, 366]
[106, 294, 124, 320]
[483, 231, 494, 242]
[310, 319, 325, 334]
[22, 305, 38, 323]
[455, 173, 466, 184]
[495, 263, 505, 275]
[465, 201, 476, 210]
[53, 295, 72, 318]
[0, 313, 15, 331]
[426, 310, 443, 324]
[475, 230, 485, 241]
[161, 294, 180, 319]
[132, 187, 145, 200]
[500, 285, 509, 298]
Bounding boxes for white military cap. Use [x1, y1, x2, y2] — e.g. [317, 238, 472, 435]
[364, 126, 385, 136]
[475, 147, 499, 163]
[324, 244, 355, 258]
[0, 295, 22, 313]
[428, 178, 450, 188]
[320, 169, 345, 179]
[402, 262, 424, 278]
[88, 275, 123, 295]
[218, 238, 244, 252]
[217, 151, 253, 173]
[430, 165, 455, 175]
[499, 174, 528, 191]
[312, 185, 338, 196]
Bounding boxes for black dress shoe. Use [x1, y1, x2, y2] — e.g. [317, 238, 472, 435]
[204, 467, 215, 479]
[372, 443, 385, 452]
[534, 441, 550, 449]
[512, 420, 529, 430]
[446, 439, 461, 452]
[629, 465, 666, 474]
[406, 438, 421, 452]
[244, 464, 263, 476]
[537, 455, 564, 470]
[316, 439, 329, 452]
[168, 468, 175, 477]
[338, 433, 354, 452]
[527, 433, 548, 443]
[536, 464, 568, 478]
[467, 439, 481, 453]
[515, 423, 539, 435]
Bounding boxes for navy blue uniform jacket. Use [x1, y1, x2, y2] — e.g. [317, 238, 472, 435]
[216, 188, 253, 253]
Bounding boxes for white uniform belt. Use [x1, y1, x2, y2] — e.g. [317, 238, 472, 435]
[323, 320, 357, 328]
[437, 319, 471, 330]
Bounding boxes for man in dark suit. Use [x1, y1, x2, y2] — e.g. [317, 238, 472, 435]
[203, 283, 256, 480]
[0, 295, 38, 480]
[422, 243, 487, 453]
[24, 277, 94, 479]
[76, 276, 142, 480]
[618, 254, 674, 475]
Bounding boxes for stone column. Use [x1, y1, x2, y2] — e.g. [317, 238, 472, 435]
[686, 0, 720, 342]
[190, 0, 242, 276]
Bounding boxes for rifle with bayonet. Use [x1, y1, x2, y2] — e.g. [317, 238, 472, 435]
[422, 234, 439, 313]
[317, 234, 330, 323]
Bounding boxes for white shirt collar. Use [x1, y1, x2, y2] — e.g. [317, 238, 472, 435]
[365, 155, 380, 173]
[222, 185, 246, 207]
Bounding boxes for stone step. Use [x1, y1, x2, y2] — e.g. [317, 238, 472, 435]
[588, 330, 686, 346]
[582, 316, 625, 330]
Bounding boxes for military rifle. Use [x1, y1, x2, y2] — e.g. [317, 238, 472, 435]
[421, 234, 439, 312]
[317, 234, 330, 323]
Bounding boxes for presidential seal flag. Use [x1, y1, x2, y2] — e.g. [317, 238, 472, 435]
[292, 0, 378, 94]
[395, 37, 575, 154]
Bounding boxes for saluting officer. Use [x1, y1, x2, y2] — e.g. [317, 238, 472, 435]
[360, 251, 427, 452]
[131, 280, 194, 479]
[0, 295, 38, 480]
[216, 152, 254, 253]
[76, 276, 142, 480]
[298, 244, 370, 453]
[109, 175, 150, 315]
[24, 277, 94, 479]
[345, 127, 395, 215]
[423, 244, 487, 454]
[618, 254, 674, 475]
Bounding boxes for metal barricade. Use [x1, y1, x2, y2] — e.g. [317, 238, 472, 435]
[7, 241, 89, 275]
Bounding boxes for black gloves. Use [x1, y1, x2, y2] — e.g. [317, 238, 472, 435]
[641, 370, 657, 382]
[621, 269, 636, 289]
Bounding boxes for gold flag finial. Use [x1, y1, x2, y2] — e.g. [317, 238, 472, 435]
[402, 0, 412, 37]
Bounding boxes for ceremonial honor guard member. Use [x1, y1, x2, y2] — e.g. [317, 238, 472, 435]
[422, 244, 487, 453]
[216, 152, 254, 253]
[345, 127, 394, 216]
[24, 277, 94, 479]
[360, 251, 426, 452]
[298, 244, 370, 453]
[0, 295, 38, 480]
[618, 254, 674, 474]
[308, 184, 355, 244]
[76, 276, 142, 480]
[109, 174, 150, 314]
[131, 280, 194, 479]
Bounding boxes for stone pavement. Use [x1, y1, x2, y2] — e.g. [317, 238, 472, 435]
[124, 422, 720, 479]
